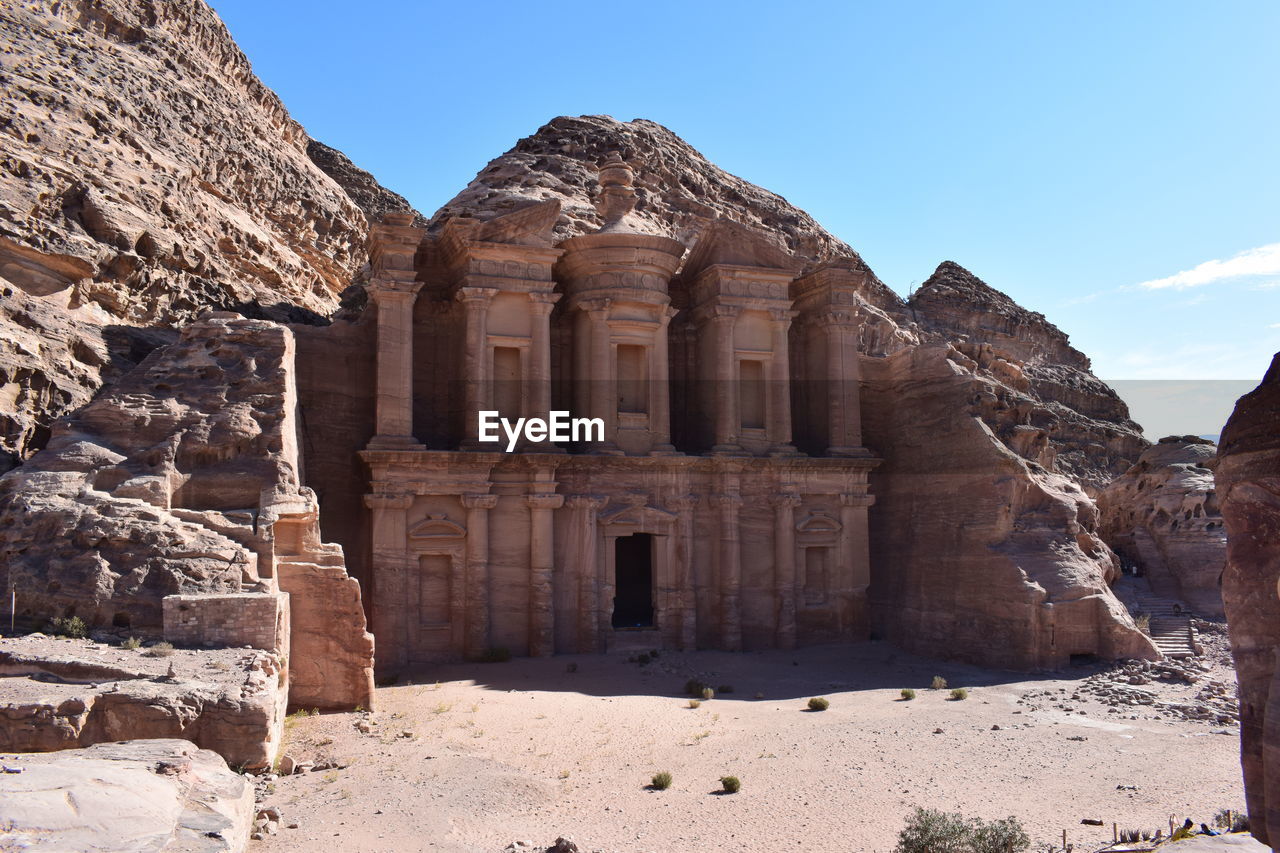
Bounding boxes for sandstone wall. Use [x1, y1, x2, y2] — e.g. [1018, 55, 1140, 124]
[0, 314, 374, 711]
[862, 344, 1157, 670]
[163, 592, 290, 653]
[1215, 352, 1280, 846]
[1099, 437, 1226, 616]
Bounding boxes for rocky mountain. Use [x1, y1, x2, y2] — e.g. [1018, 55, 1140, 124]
[1216, 352, 1280, 846]
[0, 0, 415, 471]
[1098, 436, 1226, 616]
[910, 261, 1148, 494]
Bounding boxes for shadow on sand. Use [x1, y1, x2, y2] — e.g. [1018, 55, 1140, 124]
[376, 641, 1102, 703]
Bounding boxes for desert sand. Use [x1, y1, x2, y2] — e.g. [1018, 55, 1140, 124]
[257, 641, 1243, 853]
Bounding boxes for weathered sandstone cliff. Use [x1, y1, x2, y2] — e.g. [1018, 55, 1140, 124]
[862, 343, 1156, 669]
[1099, 436, 1226, 617]
[910, 261, 1148, 494]
[1216, 352, 1280, 846]
[0, 0, 414, 472]
[0, 313, 374, 710]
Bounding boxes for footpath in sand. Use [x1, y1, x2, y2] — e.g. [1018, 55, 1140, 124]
[255, 640, 1244, 853]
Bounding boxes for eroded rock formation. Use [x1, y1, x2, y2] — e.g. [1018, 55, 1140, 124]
[0, 0, 414, 471]
[1099, 436, 1226, 616]
[0, 313, 374, 710]
[909, 261, 1148, 494]
[862, 344, 1156, 669]
[1216, 353, 1280, 846]
[0, 738, 254, 852]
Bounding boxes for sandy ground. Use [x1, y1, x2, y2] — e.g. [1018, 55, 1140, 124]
[257, 642, 1245, 853]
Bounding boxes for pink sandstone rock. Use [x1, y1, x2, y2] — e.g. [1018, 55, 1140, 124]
[0, 313, 374, 711]
[1216, 352, 1280, 846]
[1099, 436, 1226, 617]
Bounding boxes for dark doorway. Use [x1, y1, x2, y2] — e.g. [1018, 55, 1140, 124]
[612, 534, 654, 628]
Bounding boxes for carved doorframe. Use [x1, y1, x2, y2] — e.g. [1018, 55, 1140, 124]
[597, 502, 678, 649]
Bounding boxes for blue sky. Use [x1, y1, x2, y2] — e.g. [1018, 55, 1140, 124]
[212, 0, 1279, 387]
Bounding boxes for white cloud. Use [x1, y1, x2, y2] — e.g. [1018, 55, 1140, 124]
[1138, 242, 1280, 290]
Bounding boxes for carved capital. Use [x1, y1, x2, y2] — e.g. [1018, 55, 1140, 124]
[769, 307, 799, 327]
[364, 493, 414, 511]
[665, 493, 700, 511]
[566, 494, 608, 511]
[456, 286, 498, 307]
[526, 493, 565, 511]
[461, 493, 500, 510]
[528, 291, 562, 315]
[769, 492, 802, 508]
[579, 297, 613, 318]
[817, 309, 856, 329]
[712, 494, 743, 510]
[367, 277, 423, 302]
[840, 492, 875, 508]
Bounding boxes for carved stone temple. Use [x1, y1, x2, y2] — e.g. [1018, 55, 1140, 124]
[360, 154, 879, 673]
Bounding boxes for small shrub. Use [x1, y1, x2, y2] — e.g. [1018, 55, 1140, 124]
[46, 616, 88, 639]
[144, 641, 175, 657]
[894, 807, 1030, 853]
[120, 636, 142, 650]
[719, 775, 741, 794]
[808, 696, 830, 711]
[637, 653, 651, 665]
[701, 687, 715, 701]
[1134, 613, 1152, 635]
[476, 646, 511, 663]
[684, 679, 705, 696]
[931, 675, 948, 690]
[687, 699, 701, 709]
[650, 771, 672, 790]
[900, 688, 916, 701]
[950, 688, 968, 701]
[717, 684, 734, 694]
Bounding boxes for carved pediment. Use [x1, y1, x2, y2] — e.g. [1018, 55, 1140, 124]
[598, 503, 678, 530]
[681, 218, 800, 281]
[796, 511, 841, 535]
[473, 199, 562, 247]
[409, 514, 467, 541]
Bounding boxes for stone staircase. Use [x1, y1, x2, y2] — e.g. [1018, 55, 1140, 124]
[1130, 588, 1198, 659]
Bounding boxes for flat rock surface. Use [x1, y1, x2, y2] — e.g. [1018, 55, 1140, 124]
[1160, 836, 1270, 852]
[0, 738, 253, 852]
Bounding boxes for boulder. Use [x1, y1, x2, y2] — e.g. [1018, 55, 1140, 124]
[0, 738, 254, 851]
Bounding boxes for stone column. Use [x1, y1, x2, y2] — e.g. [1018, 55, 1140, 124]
[666, 493, 699, 649]
[822, 312, 863, 455]
[839, 491, 875, 640]
[567, 495, 606, 652]
[368, 280, 424, 449]
[583, 299, 619, 453]
[528, 293, 560, 443]
[457, 287, 497, 448]
[714, 493, 744, 650]
[650, 305, 677, 455]
[710, 306, 742, 454]
[461, 493, 498, 657]
[770, 492, 801, 649]
[526, 492, 564, 657]
[363, 492, 414, 673]
[767, 309, 796, 455]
